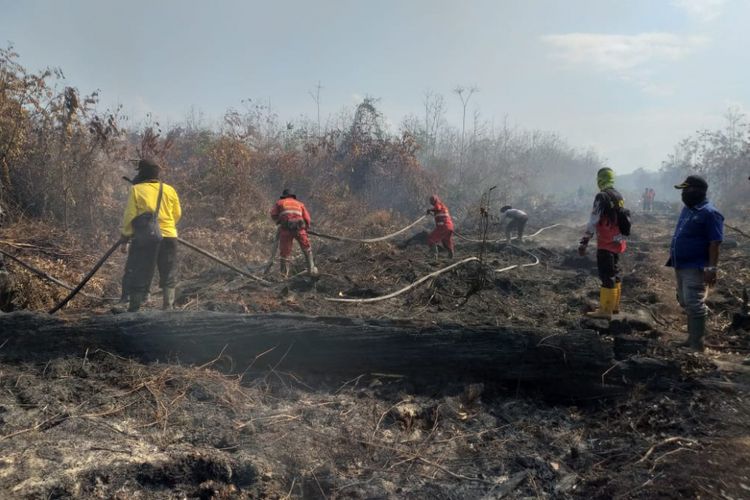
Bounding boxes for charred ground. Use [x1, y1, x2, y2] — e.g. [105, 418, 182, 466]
[1, 212, 750, 499]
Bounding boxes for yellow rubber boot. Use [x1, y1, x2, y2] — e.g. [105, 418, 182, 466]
[586, 287, 616, 320]
[613, 282, 622, 315]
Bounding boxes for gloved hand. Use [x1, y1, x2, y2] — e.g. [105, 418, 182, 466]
[119, 235, 129, 253]
[425, 209, 432, 215]
[578, 236, 590, 256]
[704, 267, 718, 287]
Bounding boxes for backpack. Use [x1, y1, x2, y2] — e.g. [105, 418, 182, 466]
[603, 189, 631, 237]
[131, 182, 164, 244]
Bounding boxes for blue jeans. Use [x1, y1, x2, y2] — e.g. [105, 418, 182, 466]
[675, 268, 707, 318]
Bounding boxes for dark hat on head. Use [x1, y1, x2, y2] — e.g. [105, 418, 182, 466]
[280, 188, 296, 199]
[674, 175, 708, 190]
[500, 205, 512, 212]
[137, 158, 160, 180]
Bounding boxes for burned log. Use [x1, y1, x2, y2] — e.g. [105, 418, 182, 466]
[1, 311, 620, 387]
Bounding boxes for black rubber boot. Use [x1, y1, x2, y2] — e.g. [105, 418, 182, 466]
[128, 292, 145, 313]
[687, 315, 706, 352]
[162, 287, 176, 310]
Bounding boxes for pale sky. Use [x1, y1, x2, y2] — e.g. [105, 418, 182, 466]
[2, 0, 748, 172]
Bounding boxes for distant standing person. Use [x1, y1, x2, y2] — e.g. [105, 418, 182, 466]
[668, 175, 723, 351]
[426, 195, 455, 260]
[120, 159, 182, 312]
[649, 188, 656, 211]
[498, 205, 528, 244]
[270, 188, 318, 277]
[578, 167, 628, 319]
[642, 188, 650, 212]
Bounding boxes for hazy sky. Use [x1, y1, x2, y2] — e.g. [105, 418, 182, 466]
[2, 0, 748, 172]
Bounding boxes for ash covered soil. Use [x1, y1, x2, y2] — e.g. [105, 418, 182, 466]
[1, 212, 750, 498]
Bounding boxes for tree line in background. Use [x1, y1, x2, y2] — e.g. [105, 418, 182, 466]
[400, 89, 605, 215]
[3, 46, 747, 244]
[660, 108, 750, 208]
[0, 47, 431, 239]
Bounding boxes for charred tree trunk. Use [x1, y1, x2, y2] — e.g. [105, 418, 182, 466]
[0, 311, 618, 381]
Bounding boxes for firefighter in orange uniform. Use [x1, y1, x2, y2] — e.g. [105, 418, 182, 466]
[270, 189, 318, 277]
[426, 195, 455, 260]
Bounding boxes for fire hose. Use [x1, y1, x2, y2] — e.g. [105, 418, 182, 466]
[49, 239, 123, 314]
[454, 223, 562, 243]
[0, 246, 89, 295]
[45, 235, 272, 314]
[176, 238, 270, 285]
[325, 256, 480, 303]
[308, 215, 428, 243]
[325, 243, 541, 304]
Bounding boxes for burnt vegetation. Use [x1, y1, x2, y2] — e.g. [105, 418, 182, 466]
[1, 47, 750, 499]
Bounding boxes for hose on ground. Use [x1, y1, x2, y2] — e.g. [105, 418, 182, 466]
[308, 215, 427, 243]
[0, 246, 109, 300]
[494, 243, 540, 273]
[325, 243, 541, 304]
[454, 223, 562, 243]
[325, 256, 480, 303]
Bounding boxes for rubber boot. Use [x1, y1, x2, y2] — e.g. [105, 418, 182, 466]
[430, 245, 439, 262]
[128, 292, 145, 313]
[586, 287, 616, 320]
[687, 315, 706, 352]
[162, 287, 176, 310]
[612, 282, 622, 315]
[110, 303, 127, 314]
[280, 259, 290, 278]
[304, 250, 319, 276]
[113, 279, 128, 313]
[448, 246, 455, 260]
[675, 321, 692, 348]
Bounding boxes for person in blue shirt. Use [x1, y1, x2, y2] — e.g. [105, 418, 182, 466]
[667, 175, 723, 351]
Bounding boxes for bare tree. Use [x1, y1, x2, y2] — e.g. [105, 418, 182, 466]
[422, 91, 445, 158]
[453, 85, 479, 170]
[309, 81, 323, 137]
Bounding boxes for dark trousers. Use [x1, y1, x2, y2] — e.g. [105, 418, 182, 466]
[506, 216, 528, 240]
[596, 249, 620, 289]
[121, 249, 135, 299]
[126, 237, 178, 296]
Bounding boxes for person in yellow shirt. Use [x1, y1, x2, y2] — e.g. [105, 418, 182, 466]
[120, 159, 182, 312]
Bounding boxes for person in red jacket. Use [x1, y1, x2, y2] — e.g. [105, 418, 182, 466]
[426, 195, 455, 260]
[270, 188, 318, 277]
